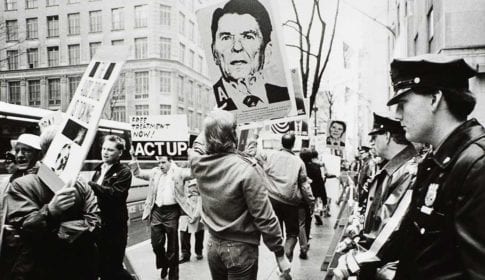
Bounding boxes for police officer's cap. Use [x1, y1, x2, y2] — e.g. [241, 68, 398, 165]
[387, 54, 477, 106]
[368, 113, 404, 136]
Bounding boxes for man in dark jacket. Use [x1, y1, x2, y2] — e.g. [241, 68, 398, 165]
[379, 54, 485, 279]
[3, 127, 100, 280]
[88, 135, 133, 280]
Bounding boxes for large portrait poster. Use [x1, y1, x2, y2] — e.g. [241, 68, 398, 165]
[326, 120, 347, 157]
[196, 0, 296, 124]
[39, 46, 129, 192]
[130, 115, 189, 161]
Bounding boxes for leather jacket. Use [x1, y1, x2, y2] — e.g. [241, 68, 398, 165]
[381, 119, 485, 279]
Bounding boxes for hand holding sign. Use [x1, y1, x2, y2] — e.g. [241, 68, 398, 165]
[48, 182, 77, 216]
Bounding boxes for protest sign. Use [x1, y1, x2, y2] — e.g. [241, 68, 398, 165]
[130, 115, 189, 160]
[196, 0, 296, 124]
[39, 46, 129, 192]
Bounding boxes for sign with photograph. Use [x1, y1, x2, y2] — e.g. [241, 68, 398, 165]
[326, 120, 347, 157]
[39, 46, 129, 192]
[130, 115, 189, 160]
[196, 0, 296, 124]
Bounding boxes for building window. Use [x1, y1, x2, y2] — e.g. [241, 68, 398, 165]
[8, 82, 20, 104]
[6, 20, 18, 41]
[28, 80, 41, 106]
[26, 18, 38, 39]
[178, 106, 184, 114]
[89, 10, 102, 33]
[189, 20, 195, 41]
[179, 43, 185, 64]
[68, 76, 81, 99]
[6, 50, 18, 70]
[112, 73, 125, 101]
[134, 37, 147, 59]
[68, 13, 80, 35]
[189, 50, 195, 68]
[135, 104, 149, 116]
[427, 6, 434, 50]
[111, 7, 124, 30]
[46, 0, 57, 6]
[26, 0, 37, 9]
[47, 46, 59, 66]
[27, 48, 38, 68]
[178, 12, 185, 35]
[160, 71, 171, 94]
[48, 79, 60, 105]
[112, 39, 124, 46]
[135, 72, 149, 99]
[160, 104, 171, 115]
[396, 4, 400, 35]
[89, 42, 101, 59]
[47, 15, 59, 37]
[177, 75, 184, 102]
[198, 55, 203, 72]
[160, 4, 171, 26]
[68, 44, 80, 65]
[134, 5, 147, 28]
[5, 0, 16, 10]
[160, 37, 171, 59]
[188, 80, 194, 106]
[112, 106, 126, 122]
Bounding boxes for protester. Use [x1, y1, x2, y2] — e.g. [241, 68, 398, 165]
[129, 155, 191, 280]
[9, 134, 42, 182]
[178, 179, 204, 264]
[333, 113, 418, 279]
[258, 133, 314, 262]
[188, 109, 291, 280]
[3, 127, 100, 280]
[88, 135, 133, 280]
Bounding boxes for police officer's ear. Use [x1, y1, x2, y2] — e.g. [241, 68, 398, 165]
[430, 90, 444, 113]
[385, 131, 391, 144]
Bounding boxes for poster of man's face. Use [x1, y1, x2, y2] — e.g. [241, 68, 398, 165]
[197, 0, 296, 123]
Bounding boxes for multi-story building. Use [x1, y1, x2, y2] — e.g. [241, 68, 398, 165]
[0, 0, 214, 134]
[387, 0, 485, 123]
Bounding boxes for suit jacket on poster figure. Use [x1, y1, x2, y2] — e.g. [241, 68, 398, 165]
[378, 119, 485, 279]
[5, 175, 100, 280]
[90, 162, 133, 280]
[213, 78, 290, 110]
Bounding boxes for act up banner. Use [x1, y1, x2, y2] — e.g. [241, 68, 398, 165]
[130, 115, 189, 160]
[39, 46, 129, 192]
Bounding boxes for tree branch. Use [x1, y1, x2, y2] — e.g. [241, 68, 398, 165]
[285, 44, 318, 58]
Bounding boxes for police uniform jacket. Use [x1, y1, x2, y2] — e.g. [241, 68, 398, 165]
[381, 119, 485, 279]
[362, 145, 417, 242]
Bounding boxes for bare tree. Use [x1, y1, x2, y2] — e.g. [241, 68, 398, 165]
[324, 90, 335, 120]
[284, 0, 340, 116]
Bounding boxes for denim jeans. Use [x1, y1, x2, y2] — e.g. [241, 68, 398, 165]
[207, 235, 259, 280]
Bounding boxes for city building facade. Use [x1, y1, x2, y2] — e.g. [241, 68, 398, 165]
[0, 0, 214, 134]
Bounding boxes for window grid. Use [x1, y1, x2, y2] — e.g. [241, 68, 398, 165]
[5, 0, 16, 10]
[160, 37, 171, 59]
[160, 4, 171, 26]
[6, 20, 18, 41]
[135, 37, 147, 59]
[48, 79, 61, 105]
[89, 10, 102, 33]
[179, 43, 185, 64]
[160, 71, 171, 94]
[47, 15, 59, 37]
[26, 18, 38, 39]
[113, 106, 126, 122]
[189, 50, 195, 68]
[189, 20, 195, 41]
[112, 39, 124, 46]
[26, 0, 37, 9]
[135, 104, 149, 116]
[188, 80, 194, 106]
[160, 104, 171, 115]
[46, 0, 57, 6]
[134, 5, 147, 28]
[89, 42, 101, 59]
[177, 75, 184, 102]
[112, 73, 126, 101]
[68, 76, 81, 99]
[28, 80, 41, 106]
[68, 44, 80, 65]
[7, 50, 18, 70]
[178, 12, 185, 35]
[68, 13, 80, 35]
[111, 8, 124, 30]
[27, 48, 38, 68]
[135, 72, 149, 99]
[8, 81, 21, 105]
[47, 46, 59, 66]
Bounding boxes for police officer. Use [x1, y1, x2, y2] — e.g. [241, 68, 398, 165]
[380, 54, 485, 279]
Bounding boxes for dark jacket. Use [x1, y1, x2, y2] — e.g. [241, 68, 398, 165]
[5, 174, 100, 280]
[213, 78, 290, 110]
[304, 161, 326, 199]
[381, 119, 485, 279]
[90, 162, 132, 227]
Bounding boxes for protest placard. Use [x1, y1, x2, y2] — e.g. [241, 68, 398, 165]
[196, 0, 296, 124]
[130, 115, 189, 160]
[39, 46, 129, 192]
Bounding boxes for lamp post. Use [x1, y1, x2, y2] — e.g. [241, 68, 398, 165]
[313, 106, 318, 136]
